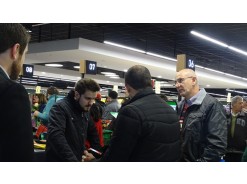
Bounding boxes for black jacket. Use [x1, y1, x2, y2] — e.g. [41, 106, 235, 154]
[101, 87, 181, 161]
[177, 90, 227, 162]
[0, 67, 34, 161]
[45, 90, 101, 161]
[226, 111, 247, 152]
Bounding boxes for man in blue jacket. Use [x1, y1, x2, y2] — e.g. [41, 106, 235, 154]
[101, 65, 181, 161]
[0, 24, 34, 161]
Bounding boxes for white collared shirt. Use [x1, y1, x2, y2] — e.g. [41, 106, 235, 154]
[0, 65, 10, 79]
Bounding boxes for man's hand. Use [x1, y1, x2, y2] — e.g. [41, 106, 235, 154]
[82, 150, 95, 162]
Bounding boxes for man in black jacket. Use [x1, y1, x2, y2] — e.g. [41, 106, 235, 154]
[0, 24, 34, 161]
[176, 69, 227, 161]
[225, 96, 247, 161]
[46, 78, 102, 161]
[101, 65, 181, 161]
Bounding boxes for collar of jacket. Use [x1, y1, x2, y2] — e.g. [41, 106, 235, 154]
[123, 87, 154, 107]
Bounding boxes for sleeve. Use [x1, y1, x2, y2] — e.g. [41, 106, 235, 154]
[47, 103, 78, 161]
[37, 97, 55, 122]
[102, 104, 111, 120]
[101, 106, 141, 161]
[200, 101, 227, 162]
[0, 84, 34, 161]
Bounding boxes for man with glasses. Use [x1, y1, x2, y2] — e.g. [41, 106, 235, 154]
[46, 78, 102, 161]
[175, 69, 227, 161]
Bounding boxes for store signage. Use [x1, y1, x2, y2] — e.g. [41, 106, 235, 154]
[177, 54, 196, 72]
[186, 56, 195, 71]
[86, 60, 97, 75]
[22, 64, 34, 77]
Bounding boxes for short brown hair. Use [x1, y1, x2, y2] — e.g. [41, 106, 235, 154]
[47, 86, 59, 96]
[75, 78, 100, 95]
[0, 23, 31, 55]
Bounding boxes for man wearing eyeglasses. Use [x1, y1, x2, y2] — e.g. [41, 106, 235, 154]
[175, 69, 227, 162]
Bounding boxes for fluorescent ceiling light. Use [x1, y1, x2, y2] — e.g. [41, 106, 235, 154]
[109, 76, 120, 79]
[160, 84, 173, 87]
[45, 64, 63, 67]
[105, 74, 119, 77]
[101, 72, 116, 75]
[191, 30, 247, 57]
[146, 52, 177, 62]
[208, 93, 227, 97]
[74, 66, 80, 69]
[226, 89, 247, 95]
[190, 31, 228, 48]
[104, 41, 177, 62]
[104, 41, 145, 54]
[228, 46, 247, 56]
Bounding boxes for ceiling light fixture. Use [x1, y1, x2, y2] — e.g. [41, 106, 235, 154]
[109, 76, 120, 79]
[190, 31, 228, 48]
[104, 41, 177, 62]
[196, 64, 247, 81]
[74, 66, 80, 69]
[45, 64, 63, 67]
[146, 52, 177, 62]
[105, 74, 119, 77]
[191, 30, 247, 56]
[208, 93, 227, 97]
[101, 72, 116, 75]
[226, 89, 247, 95]
[228, 46, 247, 56]
[104, 41, 145, 54]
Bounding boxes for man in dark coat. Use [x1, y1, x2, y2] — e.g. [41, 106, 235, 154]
[0, 24, 34, 161]
[176, 69, 227, 162]
[101, 65, 181, 161]
[46, 78, 102, 161]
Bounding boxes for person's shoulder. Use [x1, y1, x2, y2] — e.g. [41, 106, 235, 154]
[3, 80, 27, 94]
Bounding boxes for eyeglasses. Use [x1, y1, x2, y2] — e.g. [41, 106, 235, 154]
[174, 77, 193, 85]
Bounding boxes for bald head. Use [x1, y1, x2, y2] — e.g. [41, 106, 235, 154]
[175, 69, 199, 100]
[178, 69, 197, 83]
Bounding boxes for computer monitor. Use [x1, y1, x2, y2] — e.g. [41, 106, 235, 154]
[166, 101, 177, 111]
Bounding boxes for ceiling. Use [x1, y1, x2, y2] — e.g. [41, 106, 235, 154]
[21, 23, 247, 97]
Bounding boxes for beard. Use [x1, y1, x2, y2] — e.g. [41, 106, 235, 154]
[9, 58, 22, 80]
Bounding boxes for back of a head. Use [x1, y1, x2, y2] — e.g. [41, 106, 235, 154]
[125, 65, 152, 90]
[0, 23, 31, 55]
[47, 86, 59, 96]
[108, 90, 118, 99]
[96, 92, 102, 100]
[37, 93, 47, 104]
[75, 78, 100, 95]
[90, 103, 103, 122]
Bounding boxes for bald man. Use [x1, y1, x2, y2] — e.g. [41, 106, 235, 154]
[175, 69, 227, 162]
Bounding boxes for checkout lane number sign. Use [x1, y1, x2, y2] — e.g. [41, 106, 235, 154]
[86, 60, 97, 75]
[23, 64, 34, 77]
